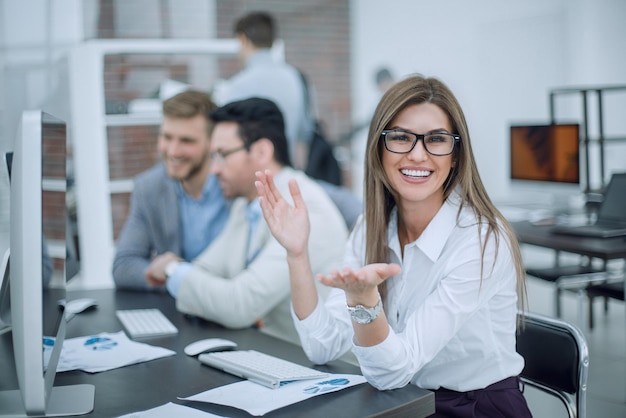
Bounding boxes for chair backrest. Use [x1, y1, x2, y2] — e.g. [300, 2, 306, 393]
[315, 180, 363, 230]
[516, 311, 589, 418]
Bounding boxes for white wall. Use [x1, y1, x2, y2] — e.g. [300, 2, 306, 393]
[0, 0, 84, 252]
[1, 0, 625, 284]
[351, 0, 626, 201]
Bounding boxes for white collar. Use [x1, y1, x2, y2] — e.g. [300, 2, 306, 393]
[388, 191, 462, 263]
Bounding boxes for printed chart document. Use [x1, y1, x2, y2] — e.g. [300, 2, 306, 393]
[117, 402, 226, 418]
[45, 331, 175, 373]
[180, 374, 367, 416]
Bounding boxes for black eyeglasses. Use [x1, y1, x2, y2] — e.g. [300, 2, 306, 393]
[381, 129, 460, 156]
[209, 145, 247, 165]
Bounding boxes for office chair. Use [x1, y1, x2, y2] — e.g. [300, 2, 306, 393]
[517, 311, 589, 418]
[586, 280, 625, 329]
[316, 180, 363, 230]
[525, 252, 607, 325]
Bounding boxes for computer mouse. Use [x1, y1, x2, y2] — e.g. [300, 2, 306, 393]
[61, 298, 98, 315]
[184, 338, 238, 356]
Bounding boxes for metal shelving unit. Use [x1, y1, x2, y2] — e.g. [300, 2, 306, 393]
[549, 85, 626, 195]
[68, 39, 239, 288]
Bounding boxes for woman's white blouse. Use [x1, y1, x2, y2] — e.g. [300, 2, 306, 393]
[292, 193, 524, 392]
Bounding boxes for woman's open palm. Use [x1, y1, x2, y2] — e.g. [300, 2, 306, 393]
[318, 263, 402, 296]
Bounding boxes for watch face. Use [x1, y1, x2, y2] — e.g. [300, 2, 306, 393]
[350, 306, 375, 324]
[353, 310, 371, 321]
[349, 300, 382, 325]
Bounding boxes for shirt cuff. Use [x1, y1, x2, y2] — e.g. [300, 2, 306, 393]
[166, 262, 192, 297]
[352, 326, 397, 365]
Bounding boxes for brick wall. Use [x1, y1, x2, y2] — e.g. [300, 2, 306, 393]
[215, 0, 352, 142]
[95, 0, 351, 239]
[108, 125, 160, 237]
[108, 125, 161, 180]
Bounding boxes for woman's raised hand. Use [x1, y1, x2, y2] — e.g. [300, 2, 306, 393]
[255, 170, 310, 257]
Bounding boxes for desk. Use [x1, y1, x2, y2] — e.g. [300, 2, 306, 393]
[512, 220, 626, 261]
[1, 289, 434, 418]
[512, 220, 626, 335]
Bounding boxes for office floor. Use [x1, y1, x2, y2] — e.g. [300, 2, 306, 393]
[523, 247, 626, 418]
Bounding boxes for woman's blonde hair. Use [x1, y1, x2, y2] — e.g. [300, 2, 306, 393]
[363, 74, 526, 311]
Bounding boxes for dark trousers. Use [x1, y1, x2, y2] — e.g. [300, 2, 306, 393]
[432, 376, 532, 417]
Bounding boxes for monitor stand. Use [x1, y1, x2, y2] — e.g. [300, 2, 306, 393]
[0, 384, 94, 417]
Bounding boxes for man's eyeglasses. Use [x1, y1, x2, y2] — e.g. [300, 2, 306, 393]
[210, 145, 247, 165]
[381, 129, 460, 156]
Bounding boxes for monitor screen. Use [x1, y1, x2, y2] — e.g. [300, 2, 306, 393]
[510, 124, 580, 184]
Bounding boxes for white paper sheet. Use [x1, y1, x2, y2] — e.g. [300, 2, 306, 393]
[180, 374, 367, 416]
[46, 331, 175, 373]
[116, 402, 226, 418]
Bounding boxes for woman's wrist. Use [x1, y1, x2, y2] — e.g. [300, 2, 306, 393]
[346, 291, 380, 308]
[286, 247, 309, 262]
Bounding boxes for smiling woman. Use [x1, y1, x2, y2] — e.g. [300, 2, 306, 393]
[255, 74, 532, 418]
[381, 102, 458, 220]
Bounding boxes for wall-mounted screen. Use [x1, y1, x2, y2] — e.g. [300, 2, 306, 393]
[510, 124, 580, 184]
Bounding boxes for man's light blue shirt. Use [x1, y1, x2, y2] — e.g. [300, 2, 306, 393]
[166, 175, 229, 297]
[244, 199, 262, 266]
[178, 174, 230, 261]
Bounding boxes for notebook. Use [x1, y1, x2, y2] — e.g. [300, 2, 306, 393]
[198, 349, 328, 389]
[551, 172, 626, 238]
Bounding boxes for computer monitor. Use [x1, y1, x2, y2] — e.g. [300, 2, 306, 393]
[509, 123, 582, 207]
[0, 111, 94, 416]
[510, 123, 580, 184]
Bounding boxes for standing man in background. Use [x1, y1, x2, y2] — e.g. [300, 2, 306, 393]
[213, 11, 311, 169]
[112, 90, 230, 290]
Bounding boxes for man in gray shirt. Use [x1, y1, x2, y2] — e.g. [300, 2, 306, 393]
[112, 90, 230, 290]
[213, 11, 310, 168]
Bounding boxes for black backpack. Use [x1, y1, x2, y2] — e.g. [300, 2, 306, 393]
[305, 121, 342, 186]
[299, 71, 343, 186]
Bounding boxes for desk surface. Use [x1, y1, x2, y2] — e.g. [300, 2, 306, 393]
[512, 220, 626, 260]
[1, 289, 434, 418]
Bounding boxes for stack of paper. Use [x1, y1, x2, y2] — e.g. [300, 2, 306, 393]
[46, 331, 175, 373]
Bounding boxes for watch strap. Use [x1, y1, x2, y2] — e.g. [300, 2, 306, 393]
[164, 260, 180, 278]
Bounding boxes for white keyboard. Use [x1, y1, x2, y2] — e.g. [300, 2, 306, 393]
[199, 349, 328, 389]
[116, 308, 178, 338]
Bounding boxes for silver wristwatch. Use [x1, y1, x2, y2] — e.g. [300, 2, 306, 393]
[347, 298, 382, 325]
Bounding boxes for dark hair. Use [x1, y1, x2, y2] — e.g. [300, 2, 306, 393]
[375, 67, 393, 86]
[210, 97, 292, 167]
[234, 12, 275, 48]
